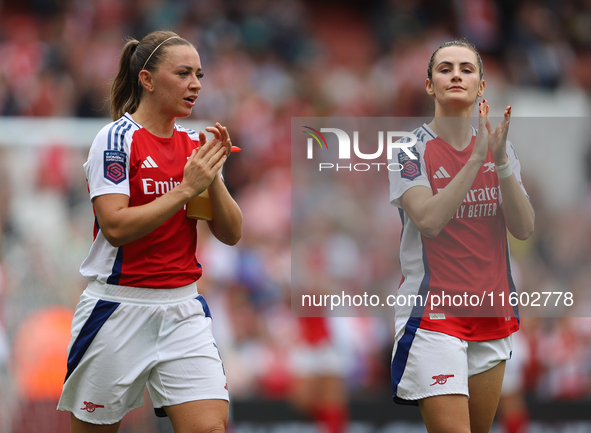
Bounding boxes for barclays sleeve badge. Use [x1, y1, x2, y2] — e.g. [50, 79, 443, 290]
[398, 148, 421, 180]
[103, 150, 127, 184]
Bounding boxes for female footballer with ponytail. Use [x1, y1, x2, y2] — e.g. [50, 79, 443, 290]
[58, 30, 241, 433]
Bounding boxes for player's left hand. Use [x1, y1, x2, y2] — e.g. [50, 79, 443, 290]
[483, 100, 511, 166]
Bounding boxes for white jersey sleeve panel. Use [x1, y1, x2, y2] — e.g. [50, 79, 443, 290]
[174, 124, 200, 143]
[388, 126, 432, 208]
[84, 117, 141, 201]
[79, 230, 120, 283]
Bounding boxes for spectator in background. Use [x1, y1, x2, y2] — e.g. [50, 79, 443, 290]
[289, 317, 349, 433]
[0, 258, 8, 433]
[11, 306, 73, 433]
[498, 329, 531, 433]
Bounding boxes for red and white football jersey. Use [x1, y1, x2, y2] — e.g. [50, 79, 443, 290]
[389, 123, 526, 341]
[80, 113, 203, 288]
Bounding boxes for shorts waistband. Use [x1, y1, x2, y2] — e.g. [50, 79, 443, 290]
[86, 280, 199, 304]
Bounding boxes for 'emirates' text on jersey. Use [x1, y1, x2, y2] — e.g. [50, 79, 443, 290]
[80, 113, 203, 288]
[389, 123, 526, 341]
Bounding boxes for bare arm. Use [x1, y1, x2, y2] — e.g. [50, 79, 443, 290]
[400, 160, 485, 238]
[400, 104, 489, 238]
[485, 104, 535, 240]
[94, 130, 227, 247]
[498, 174, 535, 240]
[204, 123, 242, 245]
[206, 173, 243, 245]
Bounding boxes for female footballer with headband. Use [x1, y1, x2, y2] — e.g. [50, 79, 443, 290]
[58, 30, 242, 433]
[388, 39, 534, 433]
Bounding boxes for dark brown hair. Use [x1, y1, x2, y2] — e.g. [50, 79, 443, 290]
[427, 38, 483, 81]
[110, 30, 192, 120]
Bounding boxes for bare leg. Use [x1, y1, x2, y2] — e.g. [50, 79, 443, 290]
[468, 360, 506, 433]
[418, 394, 471, 433]
[290, 376, 316, 413]
[317, 375, 348, 433]
[164, 399, 228, 433]
[70, 413, 121, 433]
[319, 375, 347, 406]
[419, 361, 506, 433]
[291, 375, 348, 433]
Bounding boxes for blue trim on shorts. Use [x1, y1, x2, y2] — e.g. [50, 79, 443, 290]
[65, 299, 120, 382]
[196, 294, 211, 319]
[391, 240, 431, 403]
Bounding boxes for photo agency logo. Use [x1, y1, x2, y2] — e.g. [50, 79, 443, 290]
[303, 126, 418, 172]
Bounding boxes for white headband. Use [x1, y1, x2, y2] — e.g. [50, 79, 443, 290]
[141, 36, 180, 71]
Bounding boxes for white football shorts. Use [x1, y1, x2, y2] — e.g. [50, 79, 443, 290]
[391, 326, 512, 404]
[57, 280, 229, 425]
[289, 343, 345, 377]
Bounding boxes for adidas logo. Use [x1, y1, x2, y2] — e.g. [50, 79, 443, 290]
[433, 166, 450, 179]
[141, 156, 158, 168]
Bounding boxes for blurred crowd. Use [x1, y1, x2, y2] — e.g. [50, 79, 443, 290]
[1, 0, 591, 431]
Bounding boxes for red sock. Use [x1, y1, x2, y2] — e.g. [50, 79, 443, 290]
[504, 410, 530, 433]
[315, 403, 348, 433]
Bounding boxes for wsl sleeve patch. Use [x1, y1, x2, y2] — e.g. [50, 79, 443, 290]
[103, 150, 127, 184]
[398, 149, 421, 180]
